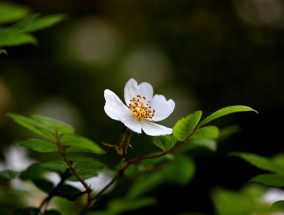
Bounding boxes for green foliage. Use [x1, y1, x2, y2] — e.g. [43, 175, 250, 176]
[152, 135, 177, 151]
[6, 113, 56, 140]
[232, 152, 284, 175]
[191, 126, 219, 140]
[212, 186, 269, 215]
[20, 138, 57, 152]
[198, 105, 257, 127]
[72, 160, 106, 180]
[0, 2, 65, 54]
[32, 115, 74, 134]
[127, 155, 195, 198]
[271, 201, 284, 212]
[0, 2, 30, 24]
[0, 170, 20, 182]
[173, 111, 202, 141]
[250, 174, 284, 187]
[91, 197, 156, 215]
[61, 133, 105, 154]
[4, 104, 257, 214]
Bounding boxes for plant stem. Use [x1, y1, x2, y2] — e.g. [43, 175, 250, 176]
[55, 132, 94, 210]
[38, 169, 70, 214]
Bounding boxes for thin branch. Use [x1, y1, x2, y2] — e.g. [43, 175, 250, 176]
[55, 132, 94, 209]
[39, 169, 70, 213]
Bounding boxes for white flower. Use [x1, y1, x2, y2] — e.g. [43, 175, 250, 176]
[104, 78, 175, 136]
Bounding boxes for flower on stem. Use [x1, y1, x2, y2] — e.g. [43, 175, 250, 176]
[104, 78, 175, 136]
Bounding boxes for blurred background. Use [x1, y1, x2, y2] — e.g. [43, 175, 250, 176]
[1, 0, 284, 214]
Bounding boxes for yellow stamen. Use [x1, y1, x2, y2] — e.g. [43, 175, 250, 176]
[128, 95, 155, 120]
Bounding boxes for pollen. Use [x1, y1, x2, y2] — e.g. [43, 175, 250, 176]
[128, 95, 155, 120]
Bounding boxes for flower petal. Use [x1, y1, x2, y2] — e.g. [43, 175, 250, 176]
[124, 78, 153, 104]
[140, 120, 172, 136]
[104, 89, 130, 121]
[151, 95, 175, 122]
[121, 116, 142, 134]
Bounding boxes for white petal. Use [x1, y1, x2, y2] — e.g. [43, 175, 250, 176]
[151, 95, 175, 122]
[140, 120, 172, 136]
[121, 116, 142, 134]
[124, 78, 153, 104]
[104, 89, 130, 121]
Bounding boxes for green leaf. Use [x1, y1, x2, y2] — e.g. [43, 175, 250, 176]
[189, 139, 217, 151]
[161, 155, 195, 185]
[0, 170, 20, 182]
[232, 152, 284, 175]
[250, 174, 284, 187]
[21, 138, 57, 152]
[6, 113, 55, 140]
[191, 126, 219, 140]
[32, 115, 74, 134]
[72, 160, 106, 180]
[271, 201, 284, 212]
[0, 2, 30, 24]
[198, 105, 257, 127]
[32, 179, 54, 194]
[0, 28, 37, 47]
[173, 111, 202, 141]
[212, 187, 259, 215]
[127, 155, 195, 198]
[0, 49, 7, 54]
[107, 197, 156, 214]
[152, 135, 177, 151]
[60, 133, 105, 154]
[16, 14, 67, 33]
[56, 184, 82, 200]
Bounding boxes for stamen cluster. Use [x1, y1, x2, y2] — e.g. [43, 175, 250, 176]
[128, 95, 155, 120]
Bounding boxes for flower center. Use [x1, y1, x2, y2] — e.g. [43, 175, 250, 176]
[128, 95, 155, 120]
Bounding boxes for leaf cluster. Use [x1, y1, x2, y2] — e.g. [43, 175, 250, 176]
[0, 2, 66, 54]
[1, 105, 257, 214]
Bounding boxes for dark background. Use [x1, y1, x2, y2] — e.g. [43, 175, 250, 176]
[1, 0, 284, 214]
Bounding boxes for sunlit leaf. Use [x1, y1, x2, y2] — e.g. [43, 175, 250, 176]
[152, 135, 177, 151]
[21, 138, 57, 152]
[250, 174, 284, 187]
[232, 152, 284, 175]
[173, 111, 202, 141]
[198, 105, 257, 127]
[6, 113, 55, 140]
[32, 114, 74, 134]
[0, 2, 30, 24]
[0, 29, 37, 47]
[191, 126, 219, 140]
[61, 133, 105, 154]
